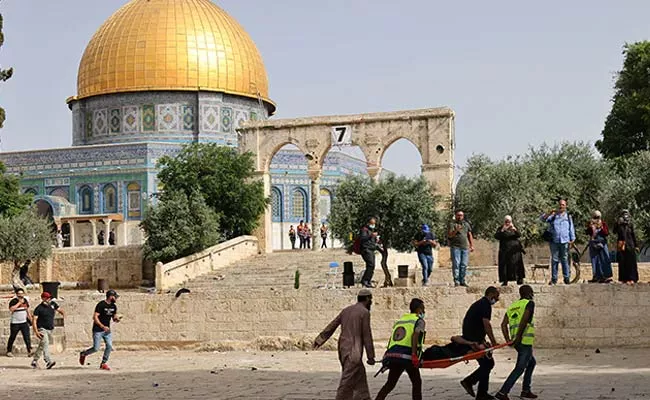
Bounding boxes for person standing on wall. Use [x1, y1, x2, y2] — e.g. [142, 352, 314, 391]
[614, 209, 639, 285]
[586, 210, 613, 283]
[495, 216, 525, 286]
[31, 292, 64, 369]
[541, 198, 575, 285]
[413, 224, 437, 286]
[288, 225, 297, 250]
[6, 288, 33, 357]
[313, 289, 376, 400]
[495, 285, 538, 400]
[459, 286, 500, 400]
[79, 289, 121, 370]
[360, 217, 381, 288]
[448, 210, 474, 287]
[375, 298, 426, 400]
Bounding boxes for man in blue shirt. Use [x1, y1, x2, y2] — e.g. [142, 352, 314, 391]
[541, 199, 576, 285]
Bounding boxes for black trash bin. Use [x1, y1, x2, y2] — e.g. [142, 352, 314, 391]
[398, 265, 409, 279]
[41, 281, 61, 299]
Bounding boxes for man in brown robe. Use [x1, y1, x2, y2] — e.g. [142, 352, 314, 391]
[314, 289, 376, 400]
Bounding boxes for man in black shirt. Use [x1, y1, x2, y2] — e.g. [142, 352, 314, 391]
[79, 289, 121, 370]
[459, 286, 500, 400]
[359, 217, 380, 288]
[31, 292, 64, 369]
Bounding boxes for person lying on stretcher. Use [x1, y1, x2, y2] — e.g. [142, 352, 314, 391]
[421, 336, 486, 361]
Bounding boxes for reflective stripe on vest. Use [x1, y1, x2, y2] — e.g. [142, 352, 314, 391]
[506, 299, 535, 346]
[386, 313, 424, 356]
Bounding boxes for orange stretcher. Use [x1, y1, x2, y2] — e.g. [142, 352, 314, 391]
[375, 342, 512, 377]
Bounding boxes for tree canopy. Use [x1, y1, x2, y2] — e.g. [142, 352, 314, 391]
[0, 162, 32, 217]
[0, 5, 14, 128]
[156, 143, 267, 240]
[0, 209, 53, 268]
[328, 174, 441, 253]
[140, 190, 221, 264]
[456, 142, 649, 244]
[597, 41, 650, 158]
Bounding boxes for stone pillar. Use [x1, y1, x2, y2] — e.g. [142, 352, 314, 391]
[90, 220, 98, 246]
[366, 165, 383, 183]
[309, 168, 322, 252]
[252, 171, 272, 254]
[421, 163, 454, 209]
[102, 218, 112, 246]
[69, 221, 76, 248]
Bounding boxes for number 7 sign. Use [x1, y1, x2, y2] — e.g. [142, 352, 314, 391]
[331, 125, 352, 145]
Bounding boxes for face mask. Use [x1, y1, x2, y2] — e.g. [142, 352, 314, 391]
[418, 312, 426, 319]
[489, 298, 497, 305]
[368, 224, 375, 229]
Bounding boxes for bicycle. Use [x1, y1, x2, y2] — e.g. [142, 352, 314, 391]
[531, 243, 584, 284]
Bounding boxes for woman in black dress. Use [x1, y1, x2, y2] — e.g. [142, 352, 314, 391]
[614, 210, 639, 285]
[495, 215, 525, 285]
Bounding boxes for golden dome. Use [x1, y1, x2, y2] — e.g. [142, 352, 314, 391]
[73, 0, 274, 112]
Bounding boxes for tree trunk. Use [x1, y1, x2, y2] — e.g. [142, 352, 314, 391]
[378, 246, 393, 287]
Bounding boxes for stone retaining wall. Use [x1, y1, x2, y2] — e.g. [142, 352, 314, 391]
[3, 284, 645, 352]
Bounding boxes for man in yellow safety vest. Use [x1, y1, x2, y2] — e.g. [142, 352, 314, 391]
[495, 285, 538, 400]
[375, 298, 426, 400]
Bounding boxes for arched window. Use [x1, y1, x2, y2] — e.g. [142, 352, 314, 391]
[79, 186, 93, 214]
[48, 187, 69, 201]
[291, 188, 306, 219]
[271, 187, 282, 221]
[23, 188, 38, 196]
[127, 182, 141, 218]
[103, 184, 117, 213]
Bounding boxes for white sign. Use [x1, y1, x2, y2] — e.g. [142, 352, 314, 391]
[331, 125, 352, 145]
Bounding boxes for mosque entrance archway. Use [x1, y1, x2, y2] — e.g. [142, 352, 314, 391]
[35, 199, 54, 219]
[238, 108, 455, 253]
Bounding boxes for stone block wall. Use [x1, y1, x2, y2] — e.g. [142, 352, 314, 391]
[0, 245, 143, 288]
[10, 284, 648, 352]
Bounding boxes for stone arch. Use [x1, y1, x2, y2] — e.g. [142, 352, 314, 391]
[34, 199, 54, 219]
[238, 108, 455, 253]
[24, 188, 38, 196]
[379, 137, 425, 177]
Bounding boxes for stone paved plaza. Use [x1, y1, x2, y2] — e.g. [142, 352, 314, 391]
[1, 348, 649, 399]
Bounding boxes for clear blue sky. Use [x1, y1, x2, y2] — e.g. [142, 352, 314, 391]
[1, 0, 649, 177]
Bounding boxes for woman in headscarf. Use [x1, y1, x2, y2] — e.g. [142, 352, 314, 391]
[495, 215, 525, 285]
[614, 210, 639, 284]
[585, 210, 613, 283]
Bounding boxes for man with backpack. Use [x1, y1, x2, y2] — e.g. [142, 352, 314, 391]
[357, 217, 380, 288]
[541, 198, 575, 285]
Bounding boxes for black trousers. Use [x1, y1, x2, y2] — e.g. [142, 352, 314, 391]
[375, 361, 422, 400]
[464, 356, 495, 396]
[7, 322, 32, 353]
[361, 251, 376, 283]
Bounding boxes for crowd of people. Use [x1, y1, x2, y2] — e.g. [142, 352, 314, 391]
[354, 198, 643, 289]
[315, 285, 538, 400]
[288, 221, 330, 249]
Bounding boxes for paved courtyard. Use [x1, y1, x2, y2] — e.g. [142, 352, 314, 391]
[1, 348, 649, 399]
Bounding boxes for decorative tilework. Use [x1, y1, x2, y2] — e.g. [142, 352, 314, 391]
[234, 109, 248, 129]
[201, 104, 219, 132]
[182, 105, 195, 131]
[85, 112, 93, 138]
[110, 108, 121, 133]
[93, 109, 108, 136]
[157, 104, 180, 132]
[142, 105, 155, 132]
[221, 107, 233, 134]
[123, 106, 139, 133]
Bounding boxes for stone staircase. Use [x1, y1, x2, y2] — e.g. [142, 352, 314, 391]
[177, 249, 506, 292]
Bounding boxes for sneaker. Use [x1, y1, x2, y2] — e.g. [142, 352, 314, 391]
[31, 360, 37, 369]
[6, 352, 13, 358]
[79, 352, 86, 366]
[454, 282, 460, 287]
[520, 391, 538, 399]
[46, 361, 56, 369]
[100, 363, 111, 371]
[549, 280, 557, 286]
[460, 282, 469, 287]
[460, 379, 476, 397]
[495, 392, 510, 400]
[27, 351, 33, 357]
[564, 277, 571, 285]
[476, 395, 496, 400]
